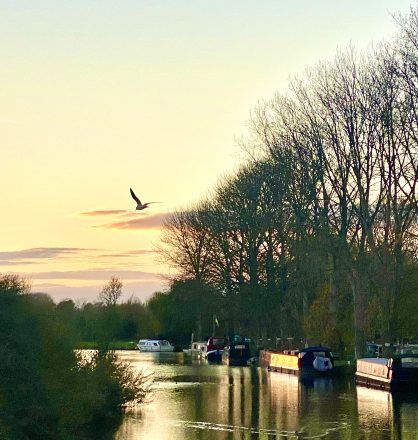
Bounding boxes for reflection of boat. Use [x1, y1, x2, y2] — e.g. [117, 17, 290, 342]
[222, 340, 251, 366]
[356, 385, 394, 434]
[206, 349, 224, 362]
[261, 346, 334, 375]
[137, 339, 174, 352]
[355, 355, 418, 390]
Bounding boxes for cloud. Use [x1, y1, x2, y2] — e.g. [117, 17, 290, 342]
[0, 247, 158, 268]
[95, 213, 167, 230]
[78, 209, 129, 217]
[95, 249, 156, 258]
[0, 247, 89, 261]
[0, 260, 40, 266]
[25, 268, 161, 281]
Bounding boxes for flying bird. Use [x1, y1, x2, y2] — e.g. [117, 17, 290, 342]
[130, 188, 157, 210]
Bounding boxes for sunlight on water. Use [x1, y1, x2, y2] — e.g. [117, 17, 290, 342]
[114, 351, 418, 440]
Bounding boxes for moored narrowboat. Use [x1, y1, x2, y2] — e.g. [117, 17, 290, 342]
[222, 340, 252, 366]
[355, 354, 418, 390]
[262, 346, 334, 375]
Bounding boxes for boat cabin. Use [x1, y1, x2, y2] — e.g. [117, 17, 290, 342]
[201, 336, 227, 357]
[266, 346, 334, 374]
[137, 339, 174, 352]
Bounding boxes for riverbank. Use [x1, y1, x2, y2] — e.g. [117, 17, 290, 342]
[76, 341, 138, 350]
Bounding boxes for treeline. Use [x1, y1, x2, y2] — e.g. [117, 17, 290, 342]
[43, 278, 218, 348]
[0, 275, 149, 440]
[157, 8, 418, 357]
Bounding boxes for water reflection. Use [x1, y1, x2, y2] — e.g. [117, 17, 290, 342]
[113, 351, 418, 439]
[356, 386, 418, 439]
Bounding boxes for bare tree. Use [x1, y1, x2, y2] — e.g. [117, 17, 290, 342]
[156, 201, 214, 282]
[99, 276, 123, 307]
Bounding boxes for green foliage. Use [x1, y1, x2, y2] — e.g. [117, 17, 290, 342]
[146, 280, 222, 343]
[0, 275, 150, 440]
[303, 285, 335, 347]
[396, 260, 418, 340]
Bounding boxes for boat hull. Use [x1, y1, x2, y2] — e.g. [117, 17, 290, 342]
[355, 355, 418, 391]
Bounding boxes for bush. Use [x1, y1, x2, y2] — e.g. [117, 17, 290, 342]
[0, 275, 150, 440]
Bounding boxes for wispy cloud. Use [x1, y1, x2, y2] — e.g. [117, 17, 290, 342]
[0, 247, 157, 269]
[0, 260, 40, 266]
[0, 247, 89, 261]
[96, 249, 156, 258]
[26, 268, 161, 281]
[78, 209, 129, 217]
[95, 213, 167, 230]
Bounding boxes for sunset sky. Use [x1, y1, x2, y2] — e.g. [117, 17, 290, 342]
[1, 0, 413, 303]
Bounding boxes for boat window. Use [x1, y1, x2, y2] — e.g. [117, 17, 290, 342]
[401, 357, 418, 368]
[213, 339, 225, 345]
[313, 352, 326, 357]
[153, 343, 158, 346]
[139, 341, 146, 345]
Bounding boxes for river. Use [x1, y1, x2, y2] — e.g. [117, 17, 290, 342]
[114, 351, 417, 439]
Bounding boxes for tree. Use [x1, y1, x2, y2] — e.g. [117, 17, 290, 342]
[99, 276, 123, 307]
[0, 274, 150, 439]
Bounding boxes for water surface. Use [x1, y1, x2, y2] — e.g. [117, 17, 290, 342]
[114, 351, 417, 439]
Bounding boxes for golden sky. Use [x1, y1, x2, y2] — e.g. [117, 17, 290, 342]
[1, 0, 413, 303]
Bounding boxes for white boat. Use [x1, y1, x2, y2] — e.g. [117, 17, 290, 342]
[137, 339, 174, 352]
[183, 341, 207, 357]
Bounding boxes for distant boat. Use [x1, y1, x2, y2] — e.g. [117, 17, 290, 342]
[260, 346, 334, 375]
[222, 340, 252, 366]
[137, 339, 174, 352]
[201, 336, 227, 359]
[355, 354, 418, 390]
[183, 341, 207, 357]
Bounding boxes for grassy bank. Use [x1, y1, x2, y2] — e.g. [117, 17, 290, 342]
[76, 341, 138, 350]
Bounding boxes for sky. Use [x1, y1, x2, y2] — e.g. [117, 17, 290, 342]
[1, 0, 414, 304]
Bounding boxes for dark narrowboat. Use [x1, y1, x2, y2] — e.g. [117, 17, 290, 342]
[222, 340, 251, 366]
[355, 354, 418, 390]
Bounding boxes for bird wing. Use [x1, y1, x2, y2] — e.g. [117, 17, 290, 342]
[130, 188, 141, 204]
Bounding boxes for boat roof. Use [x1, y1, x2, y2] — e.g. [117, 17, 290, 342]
[300, 346, 332, 353]
[393, 353, 418, 359]
[358, 357, 387, 365]
[358, 354, 418, 363]
[138, 339, 170, 343]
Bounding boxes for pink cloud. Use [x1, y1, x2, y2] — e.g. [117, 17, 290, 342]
[25, 268, 161, 281]
[95, 213, 167, 230]
[0, 247, 90, 261]
[96, 249, 156, 258]
[78, 209, 129, 216]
